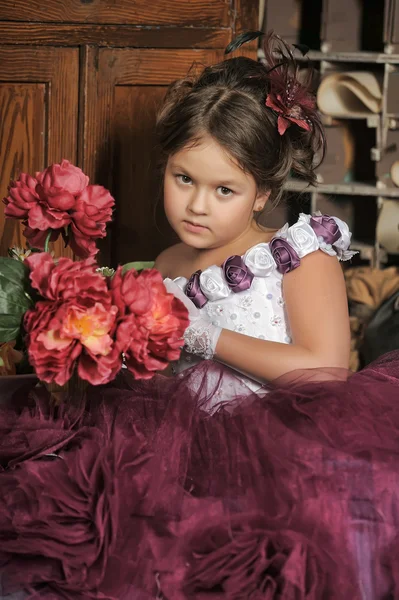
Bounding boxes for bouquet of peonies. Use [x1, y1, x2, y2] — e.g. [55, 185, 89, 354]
[0, 161, 188, 385]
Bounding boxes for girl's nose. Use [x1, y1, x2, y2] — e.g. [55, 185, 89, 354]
[187, 189, 208, 215]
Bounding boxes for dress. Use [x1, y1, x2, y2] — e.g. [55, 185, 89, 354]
[0, 214, 399, 600]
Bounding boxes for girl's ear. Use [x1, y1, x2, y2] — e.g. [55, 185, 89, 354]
[254, 190, 271, 212]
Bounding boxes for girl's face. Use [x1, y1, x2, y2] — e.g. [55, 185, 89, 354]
[164, 135, 268, 250]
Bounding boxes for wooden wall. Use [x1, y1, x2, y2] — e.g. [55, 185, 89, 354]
[0, 0, 258, 265]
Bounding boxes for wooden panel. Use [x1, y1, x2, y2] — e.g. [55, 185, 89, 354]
[0, 47, 79, 258]
[0, 85, 45, 253]
[112, 86, 176, 265]
[234, 0, 259, 35]
[0, 0, 230, 26]
[0, 24, 231, 49]
[84, 48, 224, 266]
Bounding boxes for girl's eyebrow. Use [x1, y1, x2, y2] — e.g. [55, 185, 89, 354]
[169, 163, 189, 172]
[170, 163, 242, 188]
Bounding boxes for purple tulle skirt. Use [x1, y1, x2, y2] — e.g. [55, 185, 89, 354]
[1, 351, 399, 599]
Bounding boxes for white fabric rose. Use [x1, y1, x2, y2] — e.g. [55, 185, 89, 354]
[297, 212, 311, 225]
[244, 243, 276, 277]
[172, 276, 188, 291]
[332, 216, 358, 261]
[199, 266, 231, 301]
[285, 222, 319, 257]
[276, 223, 289, 239]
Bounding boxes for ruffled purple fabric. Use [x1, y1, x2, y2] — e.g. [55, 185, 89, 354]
[0, 351, 399, 599]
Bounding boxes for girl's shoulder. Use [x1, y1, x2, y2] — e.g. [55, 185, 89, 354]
[154, 243, 194, 278]
[266, 213, 358, 274]
[155, 213, 356, 281]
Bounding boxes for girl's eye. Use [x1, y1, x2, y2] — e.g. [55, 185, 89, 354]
[177, 174, 192, 185]
[218, 186, 233, 197]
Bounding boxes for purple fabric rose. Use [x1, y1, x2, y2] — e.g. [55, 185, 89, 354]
[269, 237, 300, 274]
[310, 215, 341, 245]
[222, 255, 254, 293]
[185, 270, 208, 308]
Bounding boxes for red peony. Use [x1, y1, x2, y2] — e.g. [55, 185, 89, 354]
[36, 159, 89, 196]
[3, 160, 115, 258]
[111, 268, 189, 379]
[23, 255, 188, 385]
[69, 185, 115, 258]
[24, 253, 121, 386]
[3, 173, 40, 220]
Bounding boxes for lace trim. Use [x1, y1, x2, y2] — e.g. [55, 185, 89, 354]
[184, 324, 215, 360]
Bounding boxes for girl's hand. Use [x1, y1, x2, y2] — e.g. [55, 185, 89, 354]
[163, 278, 222, 360]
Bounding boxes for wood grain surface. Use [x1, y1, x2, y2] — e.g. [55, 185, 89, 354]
[0, 0, 230, 26]
[0, 47, 79, 257]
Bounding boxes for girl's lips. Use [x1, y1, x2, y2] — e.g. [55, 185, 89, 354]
[183, 220, 209, 233]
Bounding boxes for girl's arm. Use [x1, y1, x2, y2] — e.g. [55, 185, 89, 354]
[214, 250, 351, 381]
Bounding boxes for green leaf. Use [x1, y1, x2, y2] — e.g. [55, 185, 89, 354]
[0, 256, 29, 286]
[0, 315, 25, 343]
[122, 261, 155, 274]
[0, 290, 32, 314]
[0, 258, 32, 343]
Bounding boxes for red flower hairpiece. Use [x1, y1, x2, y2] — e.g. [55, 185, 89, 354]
[266, 78, 315, 135]
[262, 33, 316, 136]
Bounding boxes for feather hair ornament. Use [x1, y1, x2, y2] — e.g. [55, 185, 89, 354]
[224, 30, 264, 55]
[262, 32, 317, 135]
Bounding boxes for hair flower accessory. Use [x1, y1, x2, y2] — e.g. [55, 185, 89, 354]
[260, 33, 320, 137]
[266, 79, 315, 136]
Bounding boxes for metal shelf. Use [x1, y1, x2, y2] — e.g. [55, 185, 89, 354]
[284, 180, 399, 198]
[350, 241, 387, 263]
[259, 49, 399, 64]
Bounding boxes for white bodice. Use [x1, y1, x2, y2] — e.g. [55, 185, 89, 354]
[168, 212, 355, 394]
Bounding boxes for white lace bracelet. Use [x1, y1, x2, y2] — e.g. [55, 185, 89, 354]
[183, 321, 222, 360]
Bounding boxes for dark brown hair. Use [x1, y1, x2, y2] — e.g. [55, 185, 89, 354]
[156, 32, 325, 209]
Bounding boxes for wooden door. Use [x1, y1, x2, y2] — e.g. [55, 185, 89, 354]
[0, 46, 78, 257]
[84, 48, 225, 267]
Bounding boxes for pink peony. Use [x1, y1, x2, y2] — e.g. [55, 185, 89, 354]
[69, 185, 114, 258]
[3, 173, 40, 220]
[36, 159, 89, 196]
[24, 253, 121, 386]
[111, 268, 189, 379]
[3, 161, 115, 258]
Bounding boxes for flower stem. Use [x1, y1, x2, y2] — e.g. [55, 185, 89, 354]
[44, 230, 52, 253]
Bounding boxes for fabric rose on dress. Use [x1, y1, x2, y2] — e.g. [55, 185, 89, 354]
[0, 433, 152, 599]
[285, 221, 319, 258]
[310, 214, 341, 246]
[24, 253, 121, 386]
[331, 216, 358, 261]
[173, 276, 188, 291]
[269, 237, 301, 274]
[222, 255, 254, 293]
[159, 514, 330, 599]
[244, 243, 276, 277]
[111, 268, 189, 379]
[185, 271, 208, 308]
[200, 266, 230, 301]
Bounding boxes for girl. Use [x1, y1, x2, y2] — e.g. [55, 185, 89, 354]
[1, 33, 399, 600]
